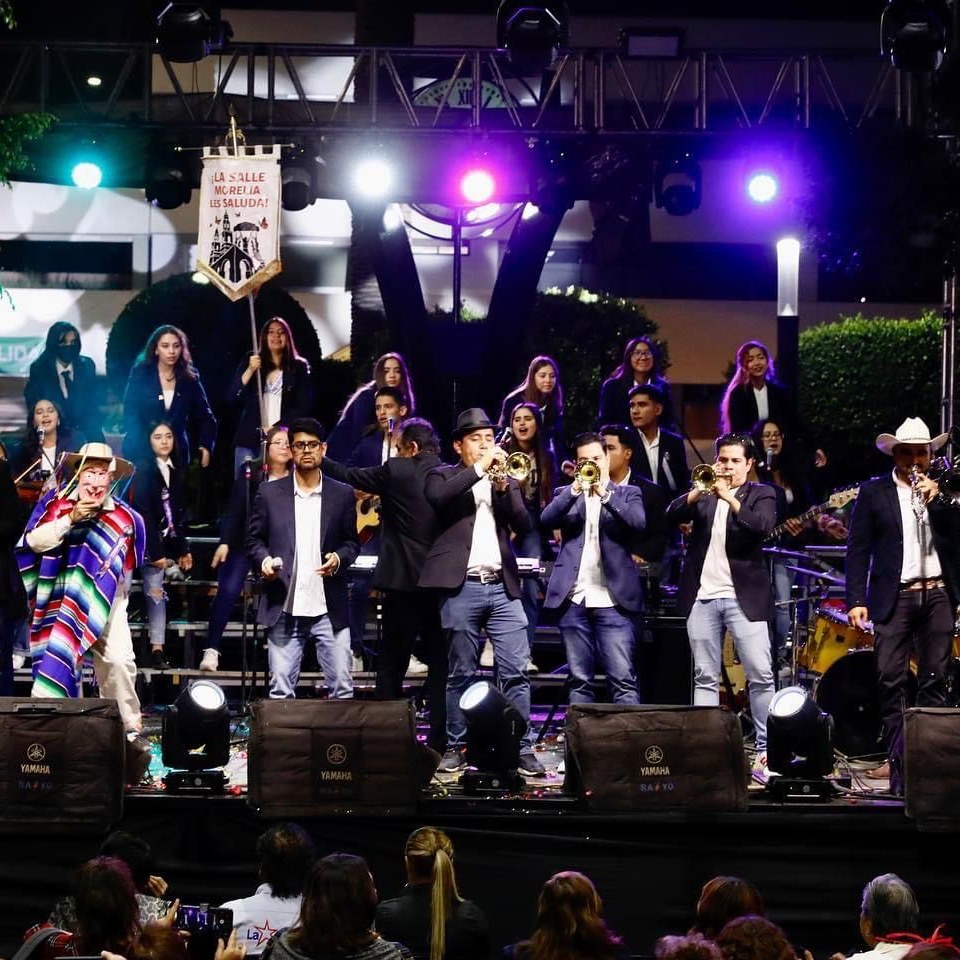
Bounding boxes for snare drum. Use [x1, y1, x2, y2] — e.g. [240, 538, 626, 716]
[797, 606, 874, 675]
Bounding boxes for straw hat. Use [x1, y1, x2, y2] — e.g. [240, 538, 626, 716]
[875, 417, 948, 455]
[62, 441, 136, 481]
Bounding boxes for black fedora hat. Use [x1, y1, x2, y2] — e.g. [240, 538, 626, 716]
[452, 407, 494, 440]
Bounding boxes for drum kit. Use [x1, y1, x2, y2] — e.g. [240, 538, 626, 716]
[765, 545, 960, 758]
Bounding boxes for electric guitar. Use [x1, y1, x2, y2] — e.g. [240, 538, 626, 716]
[766, 485, 859, 541]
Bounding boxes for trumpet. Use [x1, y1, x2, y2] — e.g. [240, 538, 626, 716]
[909, 465, 927, 522]
[487, 448, 532, 482]
[691, 463, 719, 493]
[574, 458, 601, 488]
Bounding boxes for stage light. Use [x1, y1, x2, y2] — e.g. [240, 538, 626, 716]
[355, 158, 393, 199]
[881, 0, 949, 72]
[156, 3, 233, 64]
[747, 171, 778, 204]
[382, 205, 404, 231]
[281, 160, 316, 212]
[653, 154, 701, 216]
[766, 686, 836, 801]
[162, 678, 231, 794]
[496, 1, 570, 74]
[145, 159, 193, 210]
[86, 75, 103, 88]
[460, 169, 496, 205]
[71, 161, 103, 190]
[459, 680, 525, 794]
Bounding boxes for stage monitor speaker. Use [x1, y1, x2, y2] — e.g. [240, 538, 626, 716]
[904, 707, 960, 827]
[0, 698, 125, 832]
[247, 698, 432, 817]
[564, 704, 749, 812]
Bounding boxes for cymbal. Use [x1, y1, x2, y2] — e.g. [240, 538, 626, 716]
[785, 563, 846, 586]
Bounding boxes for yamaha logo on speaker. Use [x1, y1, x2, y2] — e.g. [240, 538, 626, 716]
[326, 743, 348, 764]
[640, 744, 671, 776]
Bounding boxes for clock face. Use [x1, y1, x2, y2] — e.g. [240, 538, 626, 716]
[413, 77, 509, 109]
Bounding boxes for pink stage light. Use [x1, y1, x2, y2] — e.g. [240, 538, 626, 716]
[460, 169, 496, 205]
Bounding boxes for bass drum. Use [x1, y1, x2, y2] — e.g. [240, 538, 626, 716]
[814, 650, 919, 759]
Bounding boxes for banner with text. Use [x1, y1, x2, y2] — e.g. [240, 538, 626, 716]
[196, 146, 283, 301]
[0, 336, 43, 375]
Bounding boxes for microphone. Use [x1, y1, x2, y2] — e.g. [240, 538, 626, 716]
[765, 447, 775, 468]
[387, 417, 396, 433]
[244, 456, 253, 480]
[37, 426, 45, 445]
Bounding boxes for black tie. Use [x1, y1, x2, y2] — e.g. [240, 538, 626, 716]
[62, 370, 72, 397]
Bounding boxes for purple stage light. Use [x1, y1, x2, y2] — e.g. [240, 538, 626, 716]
[460, 169, 496, 205]
[747, 172, 778, 204]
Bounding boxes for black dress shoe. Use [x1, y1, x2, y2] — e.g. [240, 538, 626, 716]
[150, 649, 172, 670]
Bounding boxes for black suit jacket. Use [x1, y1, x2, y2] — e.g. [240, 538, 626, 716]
[632, 428, 690, 498]
[0, 459, 28, 618]
[322, 452, 442, 591]
[624, 468, 668, 562]
[726, 380, 812, 447]
[845, 473, 960, 624]
[129, 460, 189, 563]
[597, 373, 676, 430]
[122, 364, 218, 468]
[418, 463, 531, 599]
[24, 352, 103, 441]
[247, 472, 360, 630]
[229, 356, 313, 449]
[667, 482, 776, 621]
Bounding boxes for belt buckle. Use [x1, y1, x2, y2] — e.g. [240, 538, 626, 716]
[479, 570, 497, 584]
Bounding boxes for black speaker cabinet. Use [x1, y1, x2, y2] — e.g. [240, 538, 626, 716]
[247, 698, 428, 817]
[904, 707, 960, 827]
[0, 697, 125, 832]
[564, 704, 749, 812]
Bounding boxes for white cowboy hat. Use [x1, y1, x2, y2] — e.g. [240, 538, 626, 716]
[62, 441, 136, 481]
[875, 417, 949, 455]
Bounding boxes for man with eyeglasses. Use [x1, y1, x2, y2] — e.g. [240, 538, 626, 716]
[248, 417, 360, 698]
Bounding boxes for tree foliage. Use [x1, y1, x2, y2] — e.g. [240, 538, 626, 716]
[799, 312, 942, 480]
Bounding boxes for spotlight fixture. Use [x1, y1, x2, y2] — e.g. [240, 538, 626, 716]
[281, 156, 317, 212]
[460, 169, 496, 205]
[653, 154, 701, 216]
[496, 1, 570, 75]
[766, 686, 836, 801]
[459, 680, 525, 794]
[145, 153, 193, 210]
[156, 3, 233, 64]
[71, 160, 103, 190]
[162, 679, 231, 794]
[881, 0, 950, 72]
[354, 158, 394, 199]
[746, 171, 779, 204]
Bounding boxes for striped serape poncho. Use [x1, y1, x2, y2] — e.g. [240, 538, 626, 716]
[16, 489, 146, 699]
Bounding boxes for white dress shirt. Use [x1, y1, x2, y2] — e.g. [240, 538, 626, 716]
[894, 469, 941, 582]
[571, 493, 614, 607]
[466, 465, 502, 574]
[286, 475, 327, 617]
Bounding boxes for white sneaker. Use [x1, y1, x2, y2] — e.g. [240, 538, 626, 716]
[406, 655, 429, 676]
[524, 658, 539, 674]
[351, 655, 365, 673]
[751, 751, 770, 786]
[480, 639, 494, 667]
[199, 648, 220, 672]
[12, 653, 27, 670]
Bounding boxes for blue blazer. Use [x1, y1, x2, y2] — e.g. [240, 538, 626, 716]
[540, 484, 646, 612]
[246, 472, 360, 631]
[846, 474, 960, 624]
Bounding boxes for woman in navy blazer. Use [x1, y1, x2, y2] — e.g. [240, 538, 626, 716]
[229, 316, 313, 469]
[597, 336, 675, 430]
[121, 324, 217, 470]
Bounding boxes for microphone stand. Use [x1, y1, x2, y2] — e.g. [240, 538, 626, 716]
[240, 457, 255, 709]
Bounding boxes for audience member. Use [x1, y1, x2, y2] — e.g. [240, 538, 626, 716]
[836, 874, 920, 960]
[376, 826, 490, 960]
[260, 853, 410, 960]
[127, 924, 190, 960]
[692, 877, 765, 940]
[220, 823, 316, 955]
[506, 871, 624, 960]
[657, 934, 724, 960]
[716, 917, 796, 960]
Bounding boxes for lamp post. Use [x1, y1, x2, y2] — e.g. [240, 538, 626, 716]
[776, 237, 801, 400]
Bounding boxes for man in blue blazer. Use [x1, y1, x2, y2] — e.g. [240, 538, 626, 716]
[247, 417, 360, 699]
[846, 417, 960, 781]
[541, 431, 647, 704]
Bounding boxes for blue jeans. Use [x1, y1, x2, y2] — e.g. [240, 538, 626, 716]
[206, 550, 250, 652]
[142, 563, 168, 648]
[559, 601, 640, 704]
[771, 558, 795, 656]
[441, 579, 534, 752]
[686, 597, 774, 749]
[513, 527, 542, 655]
[268, 611, 353, 699]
